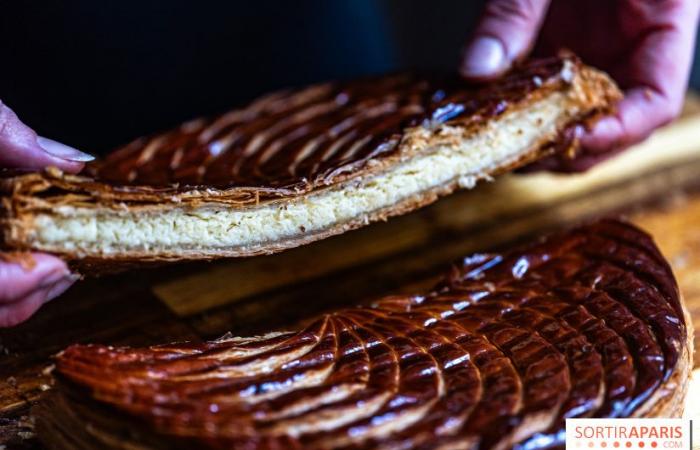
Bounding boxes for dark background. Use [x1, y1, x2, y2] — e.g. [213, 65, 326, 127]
[1, 1, 698, 155]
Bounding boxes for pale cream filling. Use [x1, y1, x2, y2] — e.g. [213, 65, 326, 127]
[32, 91, 578, 256]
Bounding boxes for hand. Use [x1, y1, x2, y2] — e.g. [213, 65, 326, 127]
[460, 0, 700, 171]
[0, 100, 93, 326]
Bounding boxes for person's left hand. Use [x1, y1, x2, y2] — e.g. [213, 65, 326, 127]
[0, 254, 79, 327]
[0, 100, 92, 326]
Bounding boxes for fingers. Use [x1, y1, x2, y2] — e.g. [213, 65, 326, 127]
[461, 0, 551, 80]
[582, 0, 700, 153]
[581, 89, 675, 153]
[0, 254, 77, 327]
[0, 100, 94, 173]
[525, 89, 681, 173]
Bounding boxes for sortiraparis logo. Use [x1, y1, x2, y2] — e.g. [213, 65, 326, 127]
[566, 419, 693, 450]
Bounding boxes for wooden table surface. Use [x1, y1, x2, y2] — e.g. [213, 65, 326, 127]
[2, 100, 700, 448]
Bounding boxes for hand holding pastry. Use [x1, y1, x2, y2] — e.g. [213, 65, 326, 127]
[0, 100, 93, 326]
[461, 0, 700, 171]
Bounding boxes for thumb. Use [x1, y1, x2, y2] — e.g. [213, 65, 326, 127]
[0, 253, 77, 327]
[461, 0, 551, 80]
[0, 100, 94, 173]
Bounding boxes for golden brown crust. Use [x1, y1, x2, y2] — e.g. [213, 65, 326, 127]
[0, 55, 622, 268]
[0, 250, 36, 269]
[33, 220, 691, 449]
[634, 302, 693, 418]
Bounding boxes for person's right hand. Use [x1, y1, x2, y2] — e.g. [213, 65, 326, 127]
[460, 0, 700, 172]
[0, 100, 93, 327]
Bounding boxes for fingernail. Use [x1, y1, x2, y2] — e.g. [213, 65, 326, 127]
[36, 267, 72, 290]
[43, 274, 80, 304]
[461, 36, 507, 78]
[37, 136, 95, 162]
